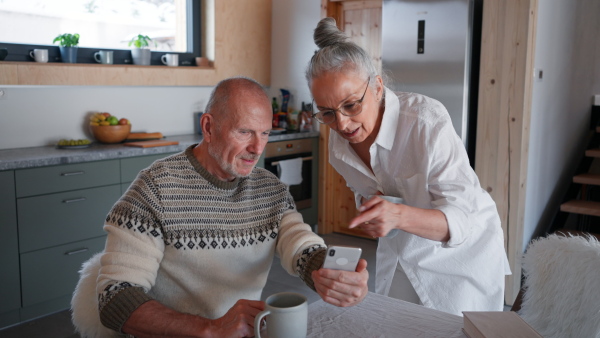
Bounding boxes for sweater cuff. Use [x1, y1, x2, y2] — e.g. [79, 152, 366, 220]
[299, 247, 326, 291]
[99, 286, 153, 333]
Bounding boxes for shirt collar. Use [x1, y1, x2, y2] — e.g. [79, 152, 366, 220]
[374, 87, 399, 151]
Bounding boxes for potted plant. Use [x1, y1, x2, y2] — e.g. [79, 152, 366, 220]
[53, 33, 80, 63]
[128, 34, 155, 66]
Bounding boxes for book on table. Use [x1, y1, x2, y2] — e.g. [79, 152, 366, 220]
[462, 311, 542, 338]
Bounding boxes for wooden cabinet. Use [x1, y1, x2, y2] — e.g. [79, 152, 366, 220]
[0, 152, 175, 328]
[0, 171, 21, 328]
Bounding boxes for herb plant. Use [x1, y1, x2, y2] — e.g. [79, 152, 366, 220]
[128, 34, 155, 49]
[53, 33, 80, 47]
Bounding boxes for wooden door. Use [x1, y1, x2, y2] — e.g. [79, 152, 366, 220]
[318, 1, 382, 238]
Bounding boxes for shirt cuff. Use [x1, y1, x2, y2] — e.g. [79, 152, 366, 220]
[99, 286, 153, 333]
[298, 247, 326, 291]
[436, 205, 469, 248]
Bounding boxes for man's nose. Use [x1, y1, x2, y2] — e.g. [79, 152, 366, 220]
[247, 135, 267, 154]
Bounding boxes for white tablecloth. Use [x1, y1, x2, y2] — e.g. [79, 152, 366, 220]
[307, 292, 466, 338]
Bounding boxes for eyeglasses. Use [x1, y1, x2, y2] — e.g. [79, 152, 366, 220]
[312, 77, 370, 125]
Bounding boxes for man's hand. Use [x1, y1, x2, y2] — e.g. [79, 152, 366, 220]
[208, 299, 265, 337]
[311, 259, 369, 307]
[122, 299, 265, 338]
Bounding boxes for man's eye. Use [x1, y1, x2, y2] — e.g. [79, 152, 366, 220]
[321, 110, 335, 117]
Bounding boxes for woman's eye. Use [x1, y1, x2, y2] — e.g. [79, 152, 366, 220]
[345, 102, 359, 111]
[322, 111, 335, 117]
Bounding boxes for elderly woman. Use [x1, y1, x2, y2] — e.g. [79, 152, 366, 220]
[306, 17, 510, 316]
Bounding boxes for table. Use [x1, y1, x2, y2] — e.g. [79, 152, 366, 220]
[307, 292, 466, 338]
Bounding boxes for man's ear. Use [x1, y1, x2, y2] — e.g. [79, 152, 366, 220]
[201, 113, 214, 142]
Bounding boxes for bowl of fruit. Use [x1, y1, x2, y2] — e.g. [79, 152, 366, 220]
[89, 112, 131, 144]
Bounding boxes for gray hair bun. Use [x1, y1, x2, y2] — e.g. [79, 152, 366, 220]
[314, 17, 348, 49]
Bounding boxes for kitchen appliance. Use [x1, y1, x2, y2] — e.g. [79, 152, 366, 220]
[263, 138, 317, 229]
[382, 0, 482, 165]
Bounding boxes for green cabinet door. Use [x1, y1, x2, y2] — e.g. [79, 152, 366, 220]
[0, 171, 20, 324]
[17, 185, 121, 253]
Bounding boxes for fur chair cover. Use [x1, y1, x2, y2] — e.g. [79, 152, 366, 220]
[518, 233, 600, 338]
[71, 252, 123, 338]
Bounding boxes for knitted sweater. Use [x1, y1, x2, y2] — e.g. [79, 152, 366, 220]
[97, 145, 326, 332]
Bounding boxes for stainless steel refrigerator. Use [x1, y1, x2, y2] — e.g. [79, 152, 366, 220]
[381, 0, 482, 165]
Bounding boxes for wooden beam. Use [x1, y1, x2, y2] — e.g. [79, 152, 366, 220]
[475, 0, 538, 305]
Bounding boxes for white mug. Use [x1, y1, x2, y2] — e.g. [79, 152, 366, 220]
[255, 292, 307, 338]
[94, 51, 113, 64]
[161, 53, 178, 67]
[29, 49, 48, 63]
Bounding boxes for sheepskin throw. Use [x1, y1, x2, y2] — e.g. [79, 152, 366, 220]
[519, 233, 600, 338]
[71, 252, 124, 338]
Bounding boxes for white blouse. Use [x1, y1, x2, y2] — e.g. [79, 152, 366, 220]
[328, 88, 511, 315]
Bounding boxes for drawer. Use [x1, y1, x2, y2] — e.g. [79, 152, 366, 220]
[121, 153, 175, 183]
[18, 185, 121, 253]
[20, 236, 106, 308]
[15, 160, 120, 198]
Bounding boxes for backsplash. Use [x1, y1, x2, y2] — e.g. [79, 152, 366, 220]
[0, 86, 214, 150]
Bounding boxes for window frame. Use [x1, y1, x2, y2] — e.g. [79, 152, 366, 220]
[0, 0, 201, 66]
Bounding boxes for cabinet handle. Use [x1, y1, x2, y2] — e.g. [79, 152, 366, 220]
[62, 197, 87, 204]
[65, 248, 89, 255]
[60, 171, 85, 176]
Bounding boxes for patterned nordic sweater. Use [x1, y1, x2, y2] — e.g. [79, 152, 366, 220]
[97, 145, 326, 332]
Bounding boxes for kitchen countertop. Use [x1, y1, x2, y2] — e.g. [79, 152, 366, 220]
[0, 131, 320, 171]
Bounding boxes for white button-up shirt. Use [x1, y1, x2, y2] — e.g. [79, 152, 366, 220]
[328, 88, 511, 315]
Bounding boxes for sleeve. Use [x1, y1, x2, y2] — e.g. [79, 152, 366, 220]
[96, 170, 166, 332]
[275, 205, 326, 291]
[426, 115, 487, 248]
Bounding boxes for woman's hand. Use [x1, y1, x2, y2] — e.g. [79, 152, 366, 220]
[349, 196, 450, 242]
[349, 196, 402, 238]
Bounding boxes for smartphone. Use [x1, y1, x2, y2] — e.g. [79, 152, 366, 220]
[322, 245, 362, 271]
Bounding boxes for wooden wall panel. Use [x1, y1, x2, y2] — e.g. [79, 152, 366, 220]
[317, 0, 381, 238]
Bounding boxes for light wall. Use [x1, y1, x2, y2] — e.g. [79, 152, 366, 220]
[0, 86, 213, 149]
[523, 0, 600, 251]
[269, 0, 321, 112]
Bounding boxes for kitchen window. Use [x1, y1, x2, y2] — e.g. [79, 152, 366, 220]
[0, 0, 203, 65]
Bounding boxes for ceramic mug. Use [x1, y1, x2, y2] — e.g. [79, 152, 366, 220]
[366, 195, 404, 238]
[161, 53, 178, 66]
[29, 49, 48, 63]
[255, 292, 307, 338]
[94, 51, 113, 64]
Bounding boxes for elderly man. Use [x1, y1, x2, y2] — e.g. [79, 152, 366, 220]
[71, 76, 369, 337]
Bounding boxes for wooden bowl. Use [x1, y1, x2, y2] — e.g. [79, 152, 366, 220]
[90, 124, 131, 143]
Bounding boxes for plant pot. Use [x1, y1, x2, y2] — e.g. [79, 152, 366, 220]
[59, 46, 78, 63]
[131, 48, 151, 66]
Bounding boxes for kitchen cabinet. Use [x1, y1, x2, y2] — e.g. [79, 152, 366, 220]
[0, 171, 20, 328]
[0, 152, 175, 328]
[120, 153, 176, 193]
